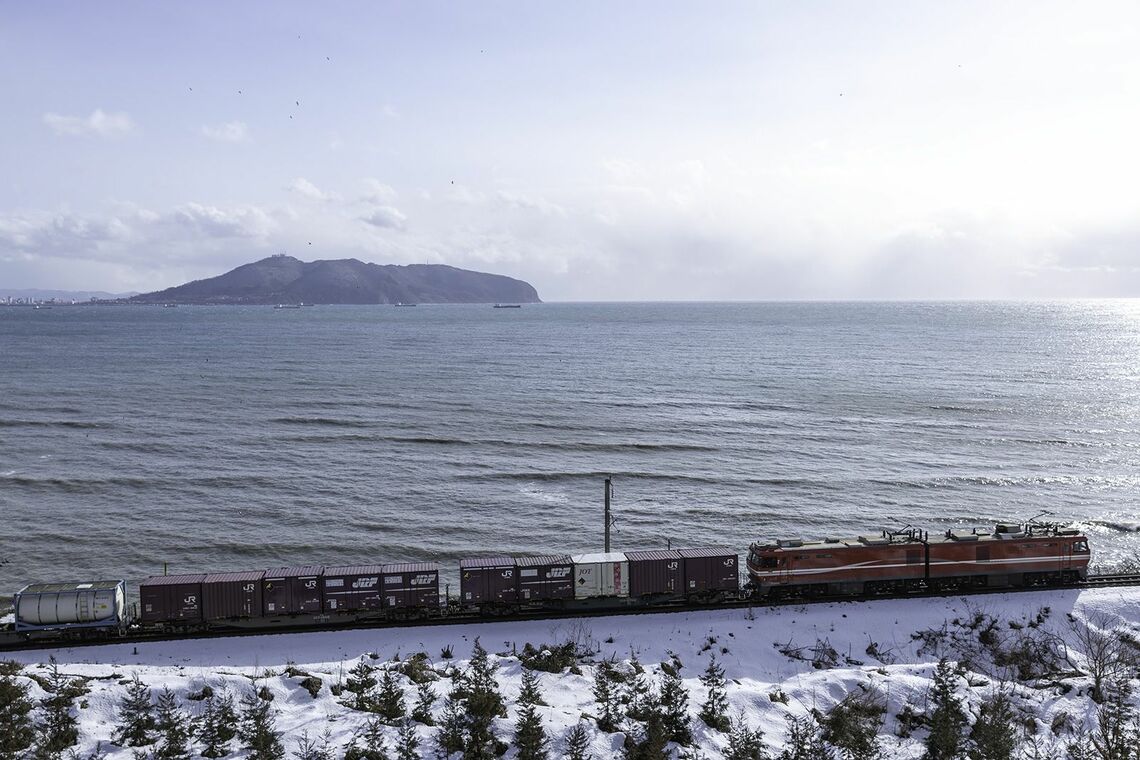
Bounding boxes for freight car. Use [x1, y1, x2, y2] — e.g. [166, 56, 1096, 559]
[747, 521, 1090, 598]
[14, 580, 128, 638]
[135, 562, 442, 632]
[457, 548, 739, 613]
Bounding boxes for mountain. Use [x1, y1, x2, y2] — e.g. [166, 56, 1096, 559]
[129, 255, 541, 305]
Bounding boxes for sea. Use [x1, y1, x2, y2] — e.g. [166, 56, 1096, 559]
[2, 301, 1139, 596]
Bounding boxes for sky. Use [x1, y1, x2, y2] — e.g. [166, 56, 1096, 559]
[2, 1, 1139, 301]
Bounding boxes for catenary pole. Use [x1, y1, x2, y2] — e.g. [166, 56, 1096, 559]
[604, 477, 612, 553]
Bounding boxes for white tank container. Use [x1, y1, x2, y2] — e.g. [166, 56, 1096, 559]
[571, 552, 629, 599]
[15, 580, 126, 629]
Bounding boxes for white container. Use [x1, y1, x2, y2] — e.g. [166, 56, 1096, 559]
[571, 552, 629, 599]
[15, 580, 126, 629]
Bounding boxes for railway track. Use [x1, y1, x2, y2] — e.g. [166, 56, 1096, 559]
[3, 573, 1139, 655]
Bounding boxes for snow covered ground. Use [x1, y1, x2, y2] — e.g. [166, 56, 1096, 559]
[5, 587, 1140, 758]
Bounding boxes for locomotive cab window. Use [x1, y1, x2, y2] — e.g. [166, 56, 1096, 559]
[1073, 540, 1089, 553]
[758, 556, 779, 569]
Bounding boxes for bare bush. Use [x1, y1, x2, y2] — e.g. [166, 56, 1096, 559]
[1066, 611, 1140, 702]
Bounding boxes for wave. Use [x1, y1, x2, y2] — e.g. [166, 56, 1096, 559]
[1088, 520, 1140, 533]
[0, 419, 105, 429]
[278, 433, 380, 444]
[100, 441, 180, 454]
[270, 416, 373, 428]
[273, 434, 719, 453]
[927, 404, 994, 414]
[459, 471, 824, 487]
[3, 475, 152, 493]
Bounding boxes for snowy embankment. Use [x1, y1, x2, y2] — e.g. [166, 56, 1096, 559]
[4, 587, 1140, 759]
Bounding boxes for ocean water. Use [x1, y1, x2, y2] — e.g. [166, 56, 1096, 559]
[2, 301, 1139, 594]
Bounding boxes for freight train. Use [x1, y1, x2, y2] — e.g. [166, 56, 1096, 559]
[3, 521, 1089, 645]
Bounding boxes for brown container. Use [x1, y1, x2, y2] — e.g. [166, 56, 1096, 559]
[322, 565, 385, 613]
[625, 549, 684, 598]
[380, 562, 439, 609]
[515, 554, 574, 602]
[678, 548, 740, 594]
[139, 574, 206, 624]
[459, 557, 518, 605]
[263, 566, 323, 615]
[202, 570, 265, 620]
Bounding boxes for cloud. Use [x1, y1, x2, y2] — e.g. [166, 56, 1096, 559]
[0, 212, 138, 268]
[496, 191, 566, 218]
[287, 178, 338, 202]
[43, 109, 135, 137]
[361, 206, 407, 231]
[166, 203, 274, 239]
[0, 204, 275, 261]
[200, 121, 249, 142]
[360, 179, 397, 204]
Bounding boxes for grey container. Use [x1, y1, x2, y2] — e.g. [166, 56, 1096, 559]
[459, 557, 518, 605]
[625, 549, 685, 598]
[515, 554, 574, 602]
[202, 570, 265, 621]
[15, 580, 127, 631]
[380, 562, 439, 609]
[678, 548, 740, 594]
[323, 565, 385, 613]
[263, 566, 323, 615]
[139, 574, 206, 624]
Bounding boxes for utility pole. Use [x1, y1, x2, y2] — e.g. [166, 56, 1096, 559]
[604, 477, 612, 553]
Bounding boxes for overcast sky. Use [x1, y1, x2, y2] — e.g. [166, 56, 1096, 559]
[2, 2, 1139, 300]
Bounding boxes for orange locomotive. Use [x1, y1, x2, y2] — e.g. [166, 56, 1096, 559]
[747, 522, 1090, 598]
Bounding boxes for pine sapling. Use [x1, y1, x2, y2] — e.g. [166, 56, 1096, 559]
[343, 715, 390, 760]
[563, 721, 593, 760]
[35, 658, 81, 757]
[658, 667, 692, 745]
[779, 715, 832, 760]
[725, 712, 767, 760]
[293, 729, 333, 760]
[344, 659, 378, 713]
[113, 674, 157, 748]
[698, 653, 730, 732]
[519, 669, 547, 707]
[412, 680, 436, 726]
[821, 687, 884, 760]
[924, 659, 966, 760]
[514, 700, 549, 760]
[435, 697, 466, 757]
[395, 719, 420, 760]
[592, 662, 622, 733]
[377, 668, 406, 723]
[239, 688, 285, 760]
[967, 689, 1018, 760]
[153, 687, 190, 760]
[0, 667, 36, 760]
